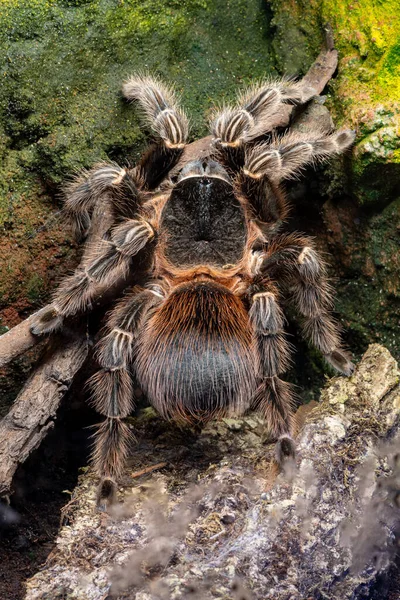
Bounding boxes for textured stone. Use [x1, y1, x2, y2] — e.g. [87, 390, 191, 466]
[25, 344, 400, 600]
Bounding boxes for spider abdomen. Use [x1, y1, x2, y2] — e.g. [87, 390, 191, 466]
[135, 280, 258, 423]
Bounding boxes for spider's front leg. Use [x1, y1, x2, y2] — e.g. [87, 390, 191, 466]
[210, 79, 305, 171]
[64, 162, 143, 241]
[248, 282, 296, 466]
[30, 218, 155, 335]
[260, 233, 355, 376]
[88, 285, 164, 507]
[237, 128, 356, 234]
[123, 75, 189, 189]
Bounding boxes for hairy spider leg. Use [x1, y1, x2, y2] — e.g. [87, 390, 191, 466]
[260, 233, 354, 376]
[243, 129, 356, 181]
[123, 75, 189, 189]
[210, 78, 305, 172]
[248, 282, 296, 464]
[63, 162, 143, 241]
[88, 286, 163, 507]
[237, 128, 356, 235]
[29, 218, 155, 335]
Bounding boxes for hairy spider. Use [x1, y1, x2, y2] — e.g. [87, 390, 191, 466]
[30, 75, 355, 505]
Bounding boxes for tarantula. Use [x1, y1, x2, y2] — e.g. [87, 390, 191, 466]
[30, 75, 355, 505]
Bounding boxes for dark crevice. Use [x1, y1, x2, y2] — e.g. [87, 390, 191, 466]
[0, 393, 94, 600]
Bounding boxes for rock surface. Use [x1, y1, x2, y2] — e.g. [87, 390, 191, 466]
[25, 344, 400, 600]
[268, 0, 400, 363]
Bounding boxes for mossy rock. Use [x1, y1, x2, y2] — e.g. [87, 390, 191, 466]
[268, 0, 400, 207]
[268, 0, 400, 362]
[0, 0, 276, 314]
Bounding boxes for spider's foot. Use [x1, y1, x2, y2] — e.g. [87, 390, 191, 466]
[211, 79, 305, 147]
[335, 129, 356, 150]
[212, 108, 254, 147]
[275, 434, 296, 467]
[243, 145, 281, 180]
[30, 305, 63, 335]
[96, 477, 118, 511]
[325, 350, 355, 377]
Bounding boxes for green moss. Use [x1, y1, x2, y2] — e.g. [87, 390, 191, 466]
[268, 0, 400, 206]
[269, 0, 400, 107]
[0, 0, 276, 188]
[0, 0, 275, 174]
[0, 0, 57, 43]
[26, 272, 45, 304]
[0, 0, 276, 306]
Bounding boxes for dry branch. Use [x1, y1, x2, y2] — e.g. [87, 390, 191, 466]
[131, 461, 168, 479]
[0, 203, 112, 497]
[0, 309, 47, 368]
[0, 332, 89, 496]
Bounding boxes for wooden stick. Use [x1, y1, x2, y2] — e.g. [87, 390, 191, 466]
[249, 44, 338, 139]
[0, 203, 113, 496]
[131, 461, 168, 479]
[0, 309, 47, 368]
[0, 331, 89, 495]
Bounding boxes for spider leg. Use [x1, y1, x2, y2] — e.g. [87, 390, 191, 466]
[64, 162, 142, 241]
[237, 129, 355, 235]
[123, 75, 189, 189]
[259, 233, 355, 376]
[248, 284, 296, 465]
[210, 79, 305, 171]
[30, 219, 155, 335]
[243, 129, 355, 182]
[88, 285, 164, 507]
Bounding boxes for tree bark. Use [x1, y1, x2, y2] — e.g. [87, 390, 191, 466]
[0, 331, 89, 496]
